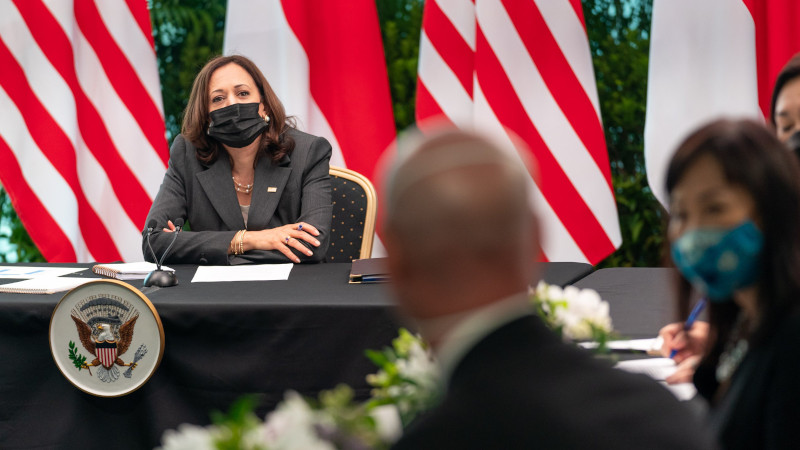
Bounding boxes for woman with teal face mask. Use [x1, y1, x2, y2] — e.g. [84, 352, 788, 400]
[664, 118, 800, 449]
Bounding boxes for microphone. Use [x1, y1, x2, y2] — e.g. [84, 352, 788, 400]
[144, 219, 158, 265]
[144, 218, 184, 288]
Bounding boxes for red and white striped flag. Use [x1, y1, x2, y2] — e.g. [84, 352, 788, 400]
[0, 0, 167, 262]
[416, 0, 621, 264]
[645, 0, 800, 206]
[223, 0, 396, 196]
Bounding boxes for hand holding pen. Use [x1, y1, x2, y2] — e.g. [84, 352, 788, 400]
[658, 298, 709, 363]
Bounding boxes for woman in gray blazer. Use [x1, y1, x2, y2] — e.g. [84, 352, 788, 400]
[142, 55, 331, 265]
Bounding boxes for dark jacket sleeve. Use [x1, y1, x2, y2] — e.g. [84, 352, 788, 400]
[235, 134, 332, 264]
[142, 135, 237, 265]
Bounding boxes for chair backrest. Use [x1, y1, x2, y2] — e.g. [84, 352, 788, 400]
[327, 166, 377, 262]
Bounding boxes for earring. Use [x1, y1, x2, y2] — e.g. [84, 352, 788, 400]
[264, 115, 271, 126]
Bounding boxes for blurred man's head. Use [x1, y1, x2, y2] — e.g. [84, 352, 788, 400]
[382, 129, 540, 323]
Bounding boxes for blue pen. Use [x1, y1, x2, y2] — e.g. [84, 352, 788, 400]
[669, 298, 707, 359]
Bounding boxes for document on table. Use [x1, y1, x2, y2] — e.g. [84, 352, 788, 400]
[579, 337, 663, 354]
[614, 358, 697, 401]
[0, 277, 100, 294]
[615, 357, 677, 380]
[191, 264, 294, 282]
[0, 266, 87, 279]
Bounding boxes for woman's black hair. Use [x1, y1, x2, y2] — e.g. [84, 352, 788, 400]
[770, 53, 800, 126]
[666, 119, 800, 367]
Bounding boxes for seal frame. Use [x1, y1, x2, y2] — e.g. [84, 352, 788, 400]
[49, 279, 164, 397]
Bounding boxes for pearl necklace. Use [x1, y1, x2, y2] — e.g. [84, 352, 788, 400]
[232, 176, 253, 194]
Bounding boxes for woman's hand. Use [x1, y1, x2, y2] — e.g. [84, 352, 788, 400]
[162, 220, 178, 232]
[659, 320, 710, 363]
[665, 355, 702, 385]
[243, 222, 321, 263]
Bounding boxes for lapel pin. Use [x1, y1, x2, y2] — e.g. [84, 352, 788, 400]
[267, 187, 278, 193]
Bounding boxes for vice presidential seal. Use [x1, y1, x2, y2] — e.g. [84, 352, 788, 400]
[50, 279, 164, 397]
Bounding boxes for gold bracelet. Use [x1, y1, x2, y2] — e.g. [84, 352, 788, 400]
[239, 230, 246, 255]
[231, 230, 243, 255]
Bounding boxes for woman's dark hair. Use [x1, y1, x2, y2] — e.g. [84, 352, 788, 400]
[770, 53, 800, 127]
[181, 54, 295, 165]
[666, 118, 800, 366]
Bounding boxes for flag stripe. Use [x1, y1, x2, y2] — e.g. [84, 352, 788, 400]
[415, 80, 454, 128]
[125, 0, 156, 51]
[472, 82, 588, 262]
[95, 1, 165, 123]
[14, 1, 155, 228]
[0, 40, 121, 261]
[500, 0, 611, 189]
[417, 31, 474, 126]
[0, 133, 77, 262]
[417, 0, 620, 263]
[74, 0, 166, 164]
[533, 0, 602, 125]
[474, 28, 615, 262]
[423, 0, 474, 97]
[0, 0, 167, 262]
[477, 0, 619, 243]
[435, 0, 477, 50]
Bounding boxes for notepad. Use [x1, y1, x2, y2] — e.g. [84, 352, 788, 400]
[0, 277, 99, 294]
[92, 262, 173, 280]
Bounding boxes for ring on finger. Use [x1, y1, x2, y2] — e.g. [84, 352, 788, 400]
[298, 224, 303, 231]
[285, 236, 291, 244]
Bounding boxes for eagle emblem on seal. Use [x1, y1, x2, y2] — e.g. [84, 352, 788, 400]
[68, 295, 148, 383]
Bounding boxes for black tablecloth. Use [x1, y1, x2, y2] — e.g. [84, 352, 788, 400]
[0, 261, 593, 449]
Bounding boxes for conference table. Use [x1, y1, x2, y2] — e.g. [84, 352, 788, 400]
[0, 261, 679, 449]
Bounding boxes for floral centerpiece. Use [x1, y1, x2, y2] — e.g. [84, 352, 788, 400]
[530, 281, 615, 351]
[158, 282, 613, 449]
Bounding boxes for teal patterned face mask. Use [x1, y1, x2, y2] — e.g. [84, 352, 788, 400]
[670, 220, 763, 302]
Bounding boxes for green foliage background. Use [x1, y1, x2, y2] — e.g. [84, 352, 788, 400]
[0, 0, 664, 267]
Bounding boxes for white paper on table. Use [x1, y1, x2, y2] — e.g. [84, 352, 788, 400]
[0, 276, 101, 294]
[191, 264, 294, 282]
[615, 358, 678, 381]
[615, 358, 697, 400]
[579, 338, 663, 353]
[660, 381, 697, 401]
[0, 267, 87, 279]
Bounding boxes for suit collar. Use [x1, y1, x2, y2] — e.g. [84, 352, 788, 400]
[196, 153, 244, 230]
[196, 149, 293, 231]
[432, 293, 533, 387]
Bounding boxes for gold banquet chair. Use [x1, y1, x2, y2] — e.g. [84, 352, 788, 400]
[327, 166, 377, 262]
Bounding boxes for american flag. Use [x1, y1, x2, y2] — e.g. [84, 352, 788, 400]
[416, 0, 621, 264]
[0, 0, 167, 262]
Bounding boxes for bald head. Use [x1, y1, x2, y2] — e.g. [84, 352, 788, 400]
[382, 130, 540, 319]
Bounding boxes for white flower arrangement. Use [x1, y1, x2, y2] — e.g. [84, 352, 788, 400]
[530, 281, 614, 346]
[364, 328, 439, 426]
[158, 284, 613, 449]
[157, 330, 430, 450]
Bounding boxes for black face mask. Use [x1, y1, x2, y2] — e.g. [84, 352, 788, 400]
[207, 102, 267, 148]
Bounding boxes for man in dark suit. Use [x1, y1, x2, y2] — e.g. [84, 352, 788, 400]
[381, 130, 714, 449]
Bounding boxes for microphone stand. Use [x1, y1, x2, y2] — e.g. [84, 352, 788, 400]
[144, 220, 182, 288]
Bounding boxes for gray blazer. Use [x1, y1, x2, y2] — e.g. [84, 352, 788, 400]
[142, 128, 332, 265]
